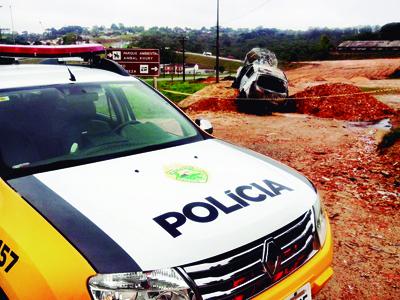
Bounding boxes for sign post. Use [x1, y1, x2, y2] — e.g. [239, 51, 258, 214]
[106, 48, 160, 87]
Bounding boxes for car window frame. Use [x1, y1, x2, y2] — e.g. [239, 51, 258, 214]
[0, 80, 211, 179]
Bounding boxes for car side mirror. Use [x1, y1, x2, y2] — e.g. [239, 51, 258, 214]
[195, 118, 213, 134]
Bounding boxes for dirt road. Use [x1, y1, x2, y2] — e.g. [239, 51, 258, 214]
[187, 111, 399, 299]
[286, 58, 400, 94]
[182, 58, 400, 299]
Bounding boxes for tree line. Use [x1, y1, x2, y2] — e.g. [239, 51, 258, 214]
[1, 23, 399, 62]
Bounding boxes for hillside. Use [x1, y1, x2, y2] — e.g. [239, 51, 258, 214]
[182, 53, 242, 73]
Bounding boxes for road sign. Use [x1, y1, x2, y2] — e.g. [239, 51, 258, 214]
[106, 48, 160, 77]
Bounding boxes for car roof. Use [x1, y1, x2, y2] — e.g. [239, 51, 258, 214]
[0, 64, 138, 90]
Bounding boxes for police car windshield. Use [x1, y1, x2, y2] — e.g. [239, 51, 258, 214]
[0, 81, 203, 176]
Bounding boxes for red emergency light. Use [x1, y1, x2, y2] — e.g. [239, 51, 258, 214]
[0, 44, 105, 58]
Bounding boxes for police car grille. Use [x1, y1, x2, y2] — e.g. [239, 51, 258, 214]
[179, 210, 317, 300]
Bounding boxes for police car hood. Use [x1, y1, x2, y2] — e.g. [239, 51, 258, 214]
[10, 139, 317, 272]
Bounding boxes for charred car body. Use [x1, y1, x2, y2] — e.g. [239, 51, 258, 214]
[233, 48, 289, 113]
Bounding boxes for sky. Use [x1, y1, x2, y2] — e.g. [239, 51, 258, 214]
[0, 0, 398, 33]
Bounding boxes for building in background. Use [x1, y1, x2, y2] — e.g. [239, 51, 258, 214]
[337, 40, 400, 53]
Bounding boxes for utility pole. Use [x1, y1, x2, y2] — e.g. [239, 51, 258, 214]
[9, 4, 15, 44]
[0, 5, 3, 42]
[216, 0, 220, 83]
[179, 36, 188, 82]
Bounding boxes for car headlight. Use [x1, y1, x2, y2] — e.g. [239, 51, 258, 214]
[313, 193, 327, 247]
[88, 269, 193, 300]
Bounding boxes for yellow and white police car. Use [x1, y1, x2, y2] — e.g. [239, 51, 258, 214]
[0, 44, 333, 300]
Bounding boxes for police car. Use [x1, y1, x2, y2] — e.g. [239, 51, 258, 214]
[0, 44, 333, 300]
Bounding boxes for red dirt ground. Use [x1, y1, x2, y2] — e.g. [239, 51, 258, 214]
[293, 83, 396, 121]
[286, 58, 400, 94]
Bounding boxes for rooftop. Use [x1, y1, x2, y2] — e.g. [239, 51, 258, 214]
[0, 64, 137, 90]
[338, 40, 400, 48]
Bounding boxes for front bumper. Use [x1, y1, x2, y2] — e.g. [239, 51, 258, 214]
[254, 215, 334, 299]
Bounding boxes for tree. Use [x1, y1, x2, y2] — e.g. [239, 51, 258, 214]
[356, 26, 378, 40]
[62, 33, 78, 45]
[380, 23, 400, 40]
[215, 65, 225, 73]
[315, 34, 332, 59]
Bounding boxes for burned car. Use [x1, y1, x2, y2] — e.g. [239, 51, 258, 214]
[233, 48, 289, 113]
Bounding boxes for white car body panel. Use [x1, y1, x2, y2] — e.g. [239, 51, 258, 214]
[35, 139, 316, 270]
[0, 64, 138, 90]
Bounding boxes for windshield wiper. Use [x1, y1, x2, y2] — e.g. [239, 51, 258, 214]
[12, 162, 31, 169]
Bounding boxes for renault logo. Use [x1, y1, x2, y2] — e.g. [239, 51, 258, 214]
[262, 239, 283, 277]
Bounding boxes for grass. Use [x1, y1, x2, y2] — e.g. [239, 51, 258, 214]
[18, 58, 44, 64]
[182, 53, 242, 74]
[359, 87, 400, 95]
[153, 81, 207, 102]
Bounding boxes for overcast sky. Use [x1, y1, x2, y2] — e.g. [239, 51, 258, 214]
[0, 0, 398, 33]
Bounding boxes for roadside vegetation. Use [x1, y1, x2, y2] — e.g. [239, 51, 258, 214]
[360, 86, 400, 95]
[148, 80, 207, 102]
[182, 53, 242, 74]
[156, 53, 241, 75]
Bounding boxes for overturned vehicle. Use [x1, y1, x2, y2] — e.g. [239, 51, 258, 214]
[232, 48, 290, 114]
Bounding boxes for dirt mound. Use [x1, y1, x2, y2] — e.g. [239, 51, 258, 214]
[293, 83, 396, 121]
[186, 97, 237, 112]
[180, 81, 238, 111]
[198, 77, 217, 84]
[314, 76, 327, 81]
[350, 76, 370, 83]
